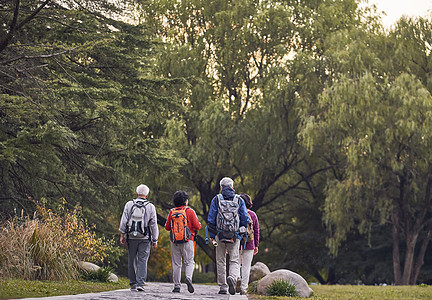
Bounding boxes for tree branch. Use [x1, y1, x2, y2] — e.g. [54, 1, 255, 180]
[16, 0, 51, 31]
[0, 0, 20, 53]
[1, 47, 78, 65]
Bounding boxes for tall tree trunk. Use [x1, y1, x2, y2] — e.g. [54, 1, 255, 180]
[410, 226, 432, 284]
[392, 213, 402, 285]
[401, 232, 418, 285]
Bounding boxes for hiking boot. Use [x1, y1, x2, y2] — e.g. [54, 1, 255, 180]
[185, 277, 194, 293]
[172, 287, 180, 293]
[235, 277, 241, 293]
[136, 286, 144, 292]
[227, 276, 236, 295]
[218, 290, 228, 294]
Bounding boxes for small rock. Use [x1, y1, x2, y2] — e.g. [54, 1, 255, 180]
[249, 262, 271, 282]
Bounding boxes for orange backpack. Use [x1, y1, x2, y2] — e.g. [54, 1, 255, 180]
[170, 207, 192, 243]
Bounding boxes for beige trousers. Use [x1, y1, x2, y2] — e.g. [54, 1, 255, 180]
[215, 236, 240, 291]
[170, 240, 195, 288]
[240, 249, 254, 291]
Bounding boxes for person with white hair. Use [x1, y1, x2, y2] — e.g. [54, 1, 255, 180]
[119, 184, 159, 292]
[207, 177, 249, 295]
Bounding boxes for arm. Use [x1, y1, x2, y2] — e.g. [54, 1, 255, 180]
[238, 198, 249, 227]
[119, 202, 130, 246]
[188, 208, 201, 231]
[164, 210, 172, 231]
[148, 205, 159, 246]
[207, 197, 218, 238]
[252, 211, 260, 252]
[119, 202, 130, 233]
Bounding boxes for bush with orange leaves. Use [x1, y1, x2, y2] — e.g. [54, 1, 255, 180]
[0, 199, 121, 280]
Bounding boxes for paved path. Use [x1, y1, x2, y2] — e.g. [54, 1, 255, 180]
[19, 282, 248, 300]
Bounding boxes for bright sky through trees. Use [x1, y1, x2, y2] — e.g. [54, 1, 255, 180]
[368, 0, 432, 27]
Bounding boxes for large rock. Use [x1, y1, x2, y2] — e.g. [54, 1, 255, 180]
[257, 269, 313, 298]
[77, 261, 118, 282]
[249, 262, 271, 283]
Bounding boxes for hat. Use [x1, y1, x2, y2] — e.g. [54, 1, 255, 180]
[220, 177, 234, 188]
[136, 184, 149, 196]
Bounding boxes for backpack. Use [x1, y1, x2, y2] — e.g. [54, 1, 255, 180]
[170, 207, 192, 243]
[126, 199, 150, 239]
[216, 194, 240, 243]
[246, 210, 254, 242]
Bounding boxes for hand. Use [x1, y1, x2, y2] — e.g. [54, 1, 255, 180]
[254, 247, 259, 255]
[152, 242, 158, 249]
[120, 234, 125, 246]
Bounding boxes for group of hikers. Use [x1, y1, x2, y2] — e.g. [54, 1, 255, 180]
[118, 177, 260, 295]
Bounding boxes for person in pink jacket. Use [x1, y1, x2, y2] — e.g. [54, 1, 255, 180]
[236, 193, 259, 295]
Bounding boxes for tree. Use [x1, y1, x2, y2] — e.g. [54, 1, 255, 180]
[300, 16, 432, 284]
[134, 1, 367, 279]
[0, 0, 182, 236]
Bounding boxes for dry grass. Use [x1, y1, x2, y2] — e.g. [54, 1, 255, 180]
[0, 200, 113, 281]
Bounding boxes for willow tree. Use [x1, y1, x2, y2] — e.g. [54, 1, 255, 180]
[300, 16, 432, 285]
[133, 0, 365, 273]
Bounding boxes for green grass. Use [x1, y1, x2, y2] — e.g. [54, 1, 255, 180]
[0, 277, 129, 299]
[249, 284, 432, 300]
[2, 280, 431, 299]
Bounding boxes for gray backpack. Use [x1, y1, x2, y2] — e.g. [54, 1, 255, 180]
[216, 194, 240, 243]
[126, 199, 150, 239]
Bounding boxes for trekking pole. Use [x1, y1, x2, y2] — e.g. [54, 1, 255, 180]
[240, 243, 243, 267]
[193, 230, 197, 258]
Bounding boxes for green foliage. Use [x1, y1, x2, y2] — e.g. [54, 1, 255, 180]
[0, 0, 183, 238]
[2, 0, 432, 288]
[266, 279, 298, 297]
[80, 267, 113, 283]
[248, 280, 258, 294]
[299, 12, 432, 284]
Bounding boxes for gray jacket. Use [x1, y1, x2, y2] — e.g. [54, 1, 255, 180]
[119, 198, 159, 243]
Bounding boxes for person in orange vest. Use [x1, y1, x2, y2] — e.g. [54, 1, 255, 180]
[165, 190, 201, 293]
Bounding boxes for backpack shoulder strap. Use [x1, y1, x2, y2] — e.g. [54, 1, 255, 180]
[233, 194, 240, 205]
[171, 206, 188, 212]
[216, 194, 225, 206]
[126, 199, 137, 223]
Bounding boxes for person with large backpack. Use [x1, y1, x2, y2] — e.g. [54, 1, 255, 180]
[207, 177, 249, 295]
[119, 184, 159, 292]
[164, 190, 201, 293]
[236, 193, 259, 295]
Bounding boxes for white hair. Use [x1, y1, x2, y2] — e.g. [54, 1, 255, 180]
[136, 184, 149, 196]
[220, 177, 233, 188]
